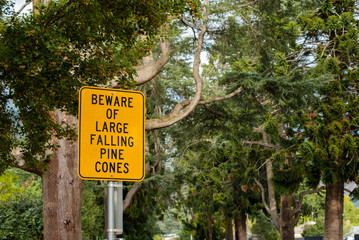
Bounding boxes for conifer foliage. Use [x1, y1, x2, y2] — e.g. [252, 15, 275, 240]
[297, 0, 359, 238]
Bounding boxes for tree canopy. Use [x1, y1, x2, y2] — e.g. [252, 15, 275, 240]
[1, 0, 359, 239]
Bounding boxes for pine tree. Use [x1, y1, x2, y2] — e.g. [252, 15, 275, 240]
[297, 0, 359, 238]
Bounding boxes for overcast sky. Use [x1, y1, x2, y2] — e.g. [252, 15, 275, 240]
[14, 0, 32, 13]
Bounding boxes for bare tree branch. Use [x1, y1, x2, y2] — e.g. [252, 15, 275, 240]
[198, 87, 244, 105]
[237, 0, 258, 8]
[123, 182, 143, 212]
[123, 161, 151, 212]
[111, 37, 170, 89]
[262, 132, 280, 231]
[135, 38, 170, 86]
[145, 0, 210, 131]
[163, 86, 244, 123]
[12, 1, 32, 19]
[292, 186, 326, 215]
[181, 139, 215, 160]
[254, 178, 271, 214]
[181, 17, 216, 38]
[243, 140, 281, 149]
[238, 12, 258, 44]
[11, 148, 46, 176]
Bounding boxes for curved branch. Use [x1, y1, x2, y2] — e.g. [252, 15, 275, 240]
[198, 87, 243, 105]
[123, 182, 143, 212]
[12, 1, 32, 20]
[123, 161, 151, 212]
[149, 85, 244, 131]
[145, 0, 209, 131]
[181, 139, 214, 160]
[134, 38, 170, 86]
[254, 178, 270, 214]
[11, 148, 44, 176]
[292, 186, 326, 215]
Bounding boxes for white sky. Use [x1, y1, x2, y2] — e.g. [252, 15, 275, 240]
[14, 0, 32, 13]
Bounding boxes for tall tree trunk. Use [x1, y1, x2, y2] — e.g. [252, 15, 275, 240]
[225, 215, 233, 240]
[234, 211, 247, 240]
[206, 213, 213, 240]
[324, 179, 344, 240]
[42, 112, 84, 240]
[280, 195, 295, 240]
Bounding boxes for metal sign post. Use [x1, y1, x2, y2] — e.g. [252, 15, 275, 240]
[107, 181, 124, 240]
[114, 182, 123, 236]
[107, 182, 115, 240]
[78, 87, 145, 240]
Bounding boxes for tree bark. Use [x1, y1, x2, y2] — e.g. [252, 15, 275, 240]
[225, 215, 233, 240]
[42, 111, 84, 240]
[234, 211, 247, 240]
[206, 213, 213, 240]
[263, 133, 280, 231]
[324, 179, 344, 240]
[280, 195, 295, 240]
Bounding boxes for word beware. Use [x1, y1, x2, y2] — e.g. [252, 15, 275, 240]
[92, 94, 134, 108]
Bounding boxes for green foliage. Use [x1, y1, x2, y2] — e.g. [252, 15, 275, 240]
[81, 181, 105, 240]
[153, 235, 162, 240]
[0, 170, 23, 201]
[0, 169, 43, 239]
[264, 119, 279, 135]
[121, 167, 182, 240]
[302, 220, 324, 237]
[296, 0, 359, 190]
[0, 0, 200, 174]
[298, 189, 325, 225]
[272, 165, 304, 194]
[251, 212, 280, 240]
[0, 196, 43, 240]
[343, 196, 359, 227]
[180, 212, 225, 240]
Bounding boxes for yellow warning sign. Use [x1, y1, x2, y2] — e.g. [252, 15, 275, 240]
[78, 86, 145, 181]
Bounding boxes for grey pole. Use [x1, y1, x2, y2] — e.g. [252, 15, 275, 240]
[107, 181, 115, 240]
[114, 181, 123, 236]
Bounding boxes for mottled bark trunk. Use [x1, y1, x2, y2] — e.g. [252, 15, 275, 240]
[225, 215, 233, 240]
[280, 195, 295, 240]
[324, 179, 344, 240]
[234, 211, 246, 240]
[42, 112, 84, 240]
[206, 213, 213, 240]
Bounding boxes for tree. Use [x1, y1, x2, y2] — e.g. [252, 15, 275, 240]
[207, 1, 327, 237]
[297, 0, 359, 238]
[0, 0, 203, 239]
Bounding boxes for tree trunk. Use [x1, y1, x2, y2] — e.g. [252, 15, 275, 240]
[234, 211, 247, 240]
[280, 195, 295, 240]
[206, 213, 213, 240]
[324, 179, 344, 240]
[263, 133, 280, 231]
[225, 215, 233, 240]
[42, 112, 84, 240]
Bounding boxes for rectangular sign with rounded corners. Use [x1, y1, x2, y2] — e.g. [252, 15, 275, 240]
[78, 86, 145, 181]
